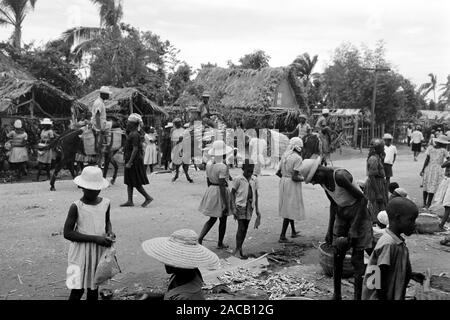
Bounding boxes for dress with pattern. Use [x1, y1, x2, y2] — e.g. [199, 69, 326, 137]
[423, 146, 449, 193]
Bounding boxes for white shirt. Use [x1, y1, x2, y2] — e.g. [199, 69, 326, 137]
[406, 128, 412, 137]
[91, 97, 107, 130]
[384, 145, 397, 165]
[296, 123, 311, 138]
[411, 130, 424, 144]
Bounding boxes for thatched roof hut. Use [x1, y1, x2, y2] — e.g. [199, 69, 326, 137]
[175, 67, 306, 127]
[79, 87, 168, 118]
[0, 52, 85, 119]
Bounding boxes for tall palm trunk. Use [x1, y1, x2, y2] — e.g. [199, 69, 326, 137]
[13, 23, 22, 49]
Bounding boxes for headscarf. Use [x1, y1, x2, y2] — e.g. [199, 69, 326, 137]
[282, 137, 303, 160]
[128, 113, 143, 130]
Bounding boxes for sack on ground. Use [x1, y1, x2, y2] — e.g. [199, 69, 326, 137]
[94, 247, 121, 286]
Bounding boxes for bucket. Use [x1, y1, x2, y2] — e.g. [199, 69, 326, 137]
[318, 243, 354, 278]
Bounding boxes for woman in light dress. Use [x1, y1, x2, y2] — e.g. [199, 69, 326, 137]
[7, 119, 29, 179]
[198, 140, 233, 249]
[143, 126, 158, 174]
[421, 135, 450, 208]
[36, 118, 56, 181]
[276, 137, 306, 243]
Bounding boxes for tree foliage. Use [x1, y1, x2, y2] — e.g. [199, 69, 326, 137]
[0, 0, 37, 49]
[236, 50, 271, 70]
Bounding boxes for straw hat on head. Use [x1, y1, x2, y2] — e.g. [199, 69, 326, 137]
[73, 166, 109, 190]
[99, 86, 112, 95]
[435, 135, 450, 145]
[142, 229, 220, 270]
[383, 133, 393, 140]
[208, 140, 233, 157]
[202, 92, 211, 98]
[165, 122, 174, 129]
[173, 118, 182, 124]
[298, 114, 307, 119]
[14, 119, 22, 129]
[184, 123, 190, 128]
[299, 156, 322, 184]
[40, 118, 53, 126]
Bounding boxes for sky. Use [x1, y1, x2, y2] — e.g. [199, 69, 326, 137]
[1, 0, 449, 90]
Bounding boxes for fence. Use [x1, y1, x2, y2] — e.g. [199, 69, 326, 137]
[357, 124, 385, 149]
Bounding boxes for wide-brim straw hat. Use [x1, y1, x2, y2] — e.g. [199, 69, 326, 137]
[40, 118, 53, 125]
[298, 114, 307, 119]
[208, 140, 233, 157]
[300, 156, 322, 184]
[99, 86, 112, 95]
[435, 135, 450, 145]
[142, 229, 220, 270]
[383, 133, 393, 140]
[73, 166, 109, 190]
[14, 119, 22, 129]
[128, 113, 143, 124]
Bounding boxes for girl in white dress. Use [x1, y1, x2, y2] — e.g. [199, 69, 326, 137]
[143, 126, 158, 173]
[63, 166, 114, 300]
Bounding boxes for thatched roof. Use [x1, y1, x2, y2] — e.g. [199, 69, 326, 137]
[79, 87, 168, 117]
[0, 52, 85, 118]
[176, 67, 306, 112]
[330, 109, 361, 117]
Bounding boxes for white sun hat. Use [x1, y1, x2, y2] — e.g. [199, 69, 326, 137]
[142, 229, 220, 270]
[184, 123, 190, 128]
[383, 133, 393, 140]
[322, 108, 330, 114]
[40, 118, 53, 126]
[208, 140, 233, 157]
[299, 156, 322, 184]
[99, 86, 112, 95]
[165, 122, 174, 129]
[73, 166, 109, 190]
[14, 119, 22, 129]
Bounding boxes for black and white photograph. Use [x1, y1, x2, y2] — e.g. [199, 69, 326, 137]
[1, 0, 450, 308]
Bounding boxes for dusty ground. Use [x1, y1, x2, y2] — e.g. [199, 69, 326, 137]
[1, 146, 449, 300]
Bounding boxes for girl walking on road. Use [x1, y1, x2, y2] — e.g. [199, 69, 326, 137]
[7, 119, 29, 179]
[120, 114, 154, 208]
[276, 137, 306, 243]
[421, 135, 449, 209]
[36, 118, 56, 182]
[63, 166, 115, 301]
[198, 140, 233, 249]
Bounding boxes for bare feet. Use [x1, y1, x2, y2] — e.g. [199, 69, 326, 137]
[120, 202, 134, 207]
[234, 251, 249, 260]
[217, 244, 229, 250]
[142, 197, 154, 208]
[291, 231, 301, 238]
[279, 237, 292, 244]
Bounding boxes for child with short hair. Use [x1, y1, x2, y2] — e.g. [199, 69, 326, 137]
[63, 166, 115, 300]
[362, 198, 424, 300]
[231, 160, 261, 259]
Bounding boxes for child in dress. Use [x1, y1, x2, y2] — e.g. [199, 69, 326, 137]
[231, 160, 261, 259]
[362, 198, 424, 300]
[143, 126, 158, 174]
[63, 166, 114, 300]
[432, 158, 450, 231]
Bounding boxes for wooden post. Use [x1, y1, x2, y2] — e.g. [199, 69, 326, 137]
[353, 116, 358, 148]
[130, 97, 134, 114]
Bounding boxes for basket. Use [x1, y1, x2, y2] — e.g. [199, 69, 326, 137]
[415, 214, 441, 234]
[318, 243, 354, 278]
[82, 131, 96, 155]
[107, 129, 123, 151]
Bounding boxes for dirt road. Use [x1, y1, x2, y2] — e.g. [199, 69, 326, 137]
[1, 146, 449, 300]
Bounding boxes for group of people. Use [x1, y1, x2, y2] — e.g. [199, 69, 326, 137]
[3, 118, 57, 181]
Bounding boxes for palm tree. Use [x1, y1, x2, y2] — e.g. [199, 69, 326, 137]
[61, 0, 123, 57]
[439, 75, 450, 108]
[419, 73, 438, 102]
[290, 53, 320, 112]
[0, 0, 37, 49]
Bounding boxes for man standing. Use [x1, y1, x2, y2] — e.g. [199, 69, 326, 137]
[91, 86, 111, 155]
[383, 133, 397, 186]
[171, 118, 193, 183]
[288, 114, 311, 139]
[406, 124, 413, 146]
[316, 108, 332, 153]
[411, 126, 424, 161]
[301, 157, 373, 300]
